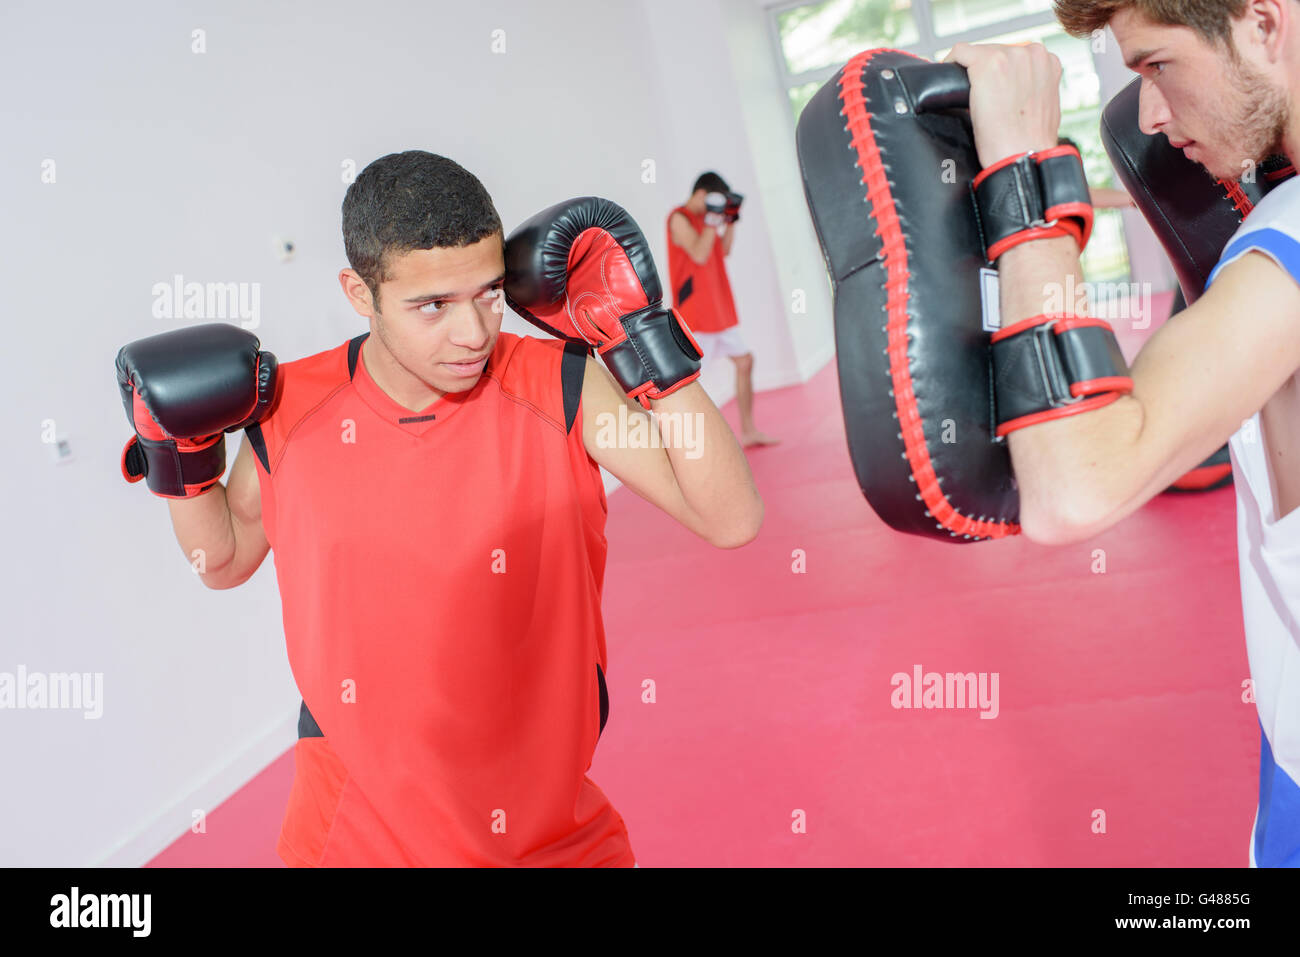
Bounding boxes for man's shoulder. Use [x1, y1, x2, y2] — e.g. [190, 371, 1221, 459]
[488, 332, 583, 434]
[1210, 178, 1300, 289]
[275, 337, 358, 406]
[255, 336, 359, 457]
[279, 336, 357, 378]
[1243, 174, 1300, 231]
[488, 330, 555, 369]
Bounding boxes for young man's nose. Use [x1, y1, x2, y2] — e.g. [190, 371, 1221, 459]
[1137, 79, 1172, 137]
[449, 301, 492, 349]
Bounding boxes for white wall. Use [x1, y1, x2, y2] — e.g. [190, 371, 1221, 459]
[723, 0, 837, 380]
[636, 0, 817, 399]
[0, 0, 815, 866]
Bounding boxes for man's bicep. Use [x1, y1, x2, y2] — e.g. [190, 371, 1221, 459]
[228, 437, 263, 521]
[1125, 250, 1300, 500]
[668, 211, 697, 250]
[579, 357, 702, 532]
[225, 435, 270, 575]
[669, 212, 709, 264]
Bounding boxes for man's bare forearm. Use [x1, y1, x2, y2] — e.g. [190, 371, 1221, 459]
[1089, 186, 1135, 209]
[693, 225, 718, 264]
[999, 233, 1083, 324]
[649, 382, 761, 546]
[164, 485, 242, 587]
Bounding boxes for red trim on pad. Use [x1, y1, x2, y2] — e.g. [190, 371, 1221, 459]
[838, 49, 1017, 540]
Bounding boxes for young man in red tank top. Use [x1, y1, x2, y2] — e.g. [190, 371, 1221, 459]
[118, 152, 764, 866]
[667, 171, 779, 447]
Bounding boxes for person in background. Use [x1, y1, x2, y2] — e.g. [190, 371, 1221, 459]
[667, 171, 779, 448]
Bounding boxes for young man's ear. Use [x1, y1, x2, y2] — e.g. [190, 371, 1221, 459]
[339, 268, 379, 318]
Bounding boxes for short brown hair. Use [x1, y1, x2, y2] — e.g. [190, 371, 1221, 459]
[1054, 0, 1248, 44]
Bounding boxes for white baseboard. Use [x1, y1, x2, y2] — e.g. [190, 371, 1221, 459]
[94, 710, 298, 867]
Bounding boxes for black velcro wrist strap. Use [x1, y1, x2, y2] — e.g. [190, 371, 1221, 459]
[991, 315, 1132, 437]
[130, 433, 227, 498]
[973, 148, 1093, 261]
[601, 305, 702, 401]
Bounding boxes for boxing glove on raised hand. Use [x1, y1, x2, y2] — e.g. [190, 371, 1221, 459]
[503, 197, 703, 408]
[116, 323, 278, 498]
[707, 189, 744, 224]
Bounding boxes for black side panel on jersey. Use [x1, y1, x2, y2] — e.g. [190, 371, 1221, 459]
[561, 340, 589, 434]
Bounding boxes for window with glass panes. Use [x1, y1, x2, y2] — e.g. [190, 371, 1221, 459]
[771, 0, 1129, 283]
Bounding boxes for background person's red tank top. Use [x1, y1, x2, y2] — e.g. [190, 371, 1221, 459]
[666, 204, 740, 333]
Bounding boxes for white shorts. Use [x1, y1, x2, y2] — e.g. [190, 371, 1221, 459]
[693, 326, 749, 367]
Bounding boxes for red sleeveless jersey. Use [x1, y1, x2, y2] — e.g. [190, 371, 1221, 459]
[248, 331, 634, 866]
[666, 204, 739, 333]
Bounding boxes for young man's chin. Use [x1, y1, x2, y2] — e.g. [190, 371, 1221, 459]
[440, 378, 480, 393]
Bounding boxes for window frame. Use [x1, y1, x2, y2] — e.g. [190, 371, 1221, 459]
[766, 0, 1135, 283]
[766, 0, 1064, 96]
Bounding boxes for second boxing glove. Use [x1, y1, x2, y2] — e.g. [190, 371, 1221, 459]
[503, 197, 703, 409]
[116, 323, 278, 498]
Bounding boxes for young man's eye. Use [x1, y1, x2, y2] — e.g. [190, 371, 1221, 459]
[419, 300, 450, 315]
[1149, 61, 1166, 76]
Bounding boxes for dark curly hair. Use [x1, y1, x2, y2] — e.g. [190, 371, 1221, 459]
[342, 151, 502, 307]
[692, 171, 731, 194]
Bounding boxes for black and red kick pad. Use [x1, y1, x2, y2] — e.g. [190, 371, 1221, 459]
[797, 48, 1012, 542]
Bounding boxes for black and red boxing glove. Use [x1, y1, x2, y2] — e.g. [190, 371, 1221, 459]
[116, 323, 278, 498]
[503, 197, 703, 408]
[706, 189, 744, 225]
